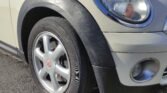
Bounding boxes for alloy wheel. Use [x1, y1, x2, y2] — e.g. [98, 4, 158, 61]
[32, 31, 71, 93]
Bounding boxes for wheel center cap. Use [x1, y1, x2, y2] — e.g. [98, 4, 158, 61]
[46, 59, 52, 68]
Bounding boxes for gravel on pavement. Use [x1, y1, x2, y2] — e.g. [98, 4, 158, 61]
[0, 50, 40, 93]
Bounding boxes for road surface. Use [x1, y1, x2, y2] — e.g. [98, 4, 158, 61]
[0, 50, 40, 93]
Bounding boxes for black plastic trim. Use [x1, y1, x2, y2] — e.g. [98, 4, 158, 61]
[17, 0, 117, 92]
[17, 0, 115, 67]
[93, 65, 162, 93]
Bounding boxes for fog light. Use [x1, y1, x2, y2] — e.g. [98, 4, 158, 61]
[132, 64, 142, 78]
[131, 59, 159, 82]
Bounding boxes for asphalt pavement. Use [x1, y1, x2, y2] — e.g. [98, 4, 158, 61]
[0, 50, 41, 93]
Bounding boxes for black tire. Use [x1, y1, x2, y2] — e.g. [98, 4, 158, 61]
[28, 17, 95, 93]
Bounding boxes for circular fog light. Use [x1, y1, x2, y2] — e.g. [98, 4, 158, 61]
[131, 59, 159, 82]
[132, 64, 142, 78]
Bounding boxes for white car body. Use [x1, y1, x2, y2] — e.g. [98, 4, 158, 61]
[0, 0, 167, 93]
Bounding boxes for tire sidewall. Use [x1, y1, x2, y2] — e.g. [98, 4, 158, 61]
[28, 17, 84, 93]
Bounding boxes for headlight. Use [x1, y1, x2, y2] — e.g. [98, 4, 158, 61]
[98, 0, 151, 24]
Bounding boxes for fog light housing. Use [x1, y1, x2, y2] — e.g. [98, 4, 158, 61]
[131, 59, 159, 82]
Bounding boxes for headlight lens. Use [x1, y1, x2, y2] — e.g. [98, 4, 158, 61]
[101, 0, 151, 23]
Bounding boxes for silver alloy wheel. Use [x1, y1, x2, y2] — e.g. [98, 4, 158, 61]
[32, 31, 71, 93]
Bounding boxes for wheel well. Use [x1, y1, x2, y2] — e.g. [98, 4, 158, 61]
[21, 7, 99, 92]
[21, 7, 62, 60]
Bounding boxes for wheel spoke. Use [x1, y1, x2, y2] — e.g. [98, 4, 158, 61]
[38, 68, 47, 79]
[33, 32, 71, 93]
[34, 48, 44, 61]
[55, 64, 70, 80]
[52, 44, 65, 60]
[43, 35, 50, 53]
[49, 72, 59, 91]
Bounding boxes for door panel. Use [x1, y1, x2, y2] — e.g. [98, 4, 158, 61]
[0, 0, 15, 46]
[9, 0, 25, 48]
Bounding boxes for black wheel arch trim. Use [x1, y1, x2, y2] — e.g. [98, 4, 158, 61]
[17, 0, 115, 67]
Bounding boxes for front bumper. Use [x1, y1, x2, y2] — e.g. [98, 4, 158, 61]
[93, 65, 161, 93]
[104, 32, 167, 86]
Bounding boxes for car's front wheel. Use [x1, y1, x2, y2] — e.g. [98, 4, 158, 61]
[28, 17, 95, 93]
